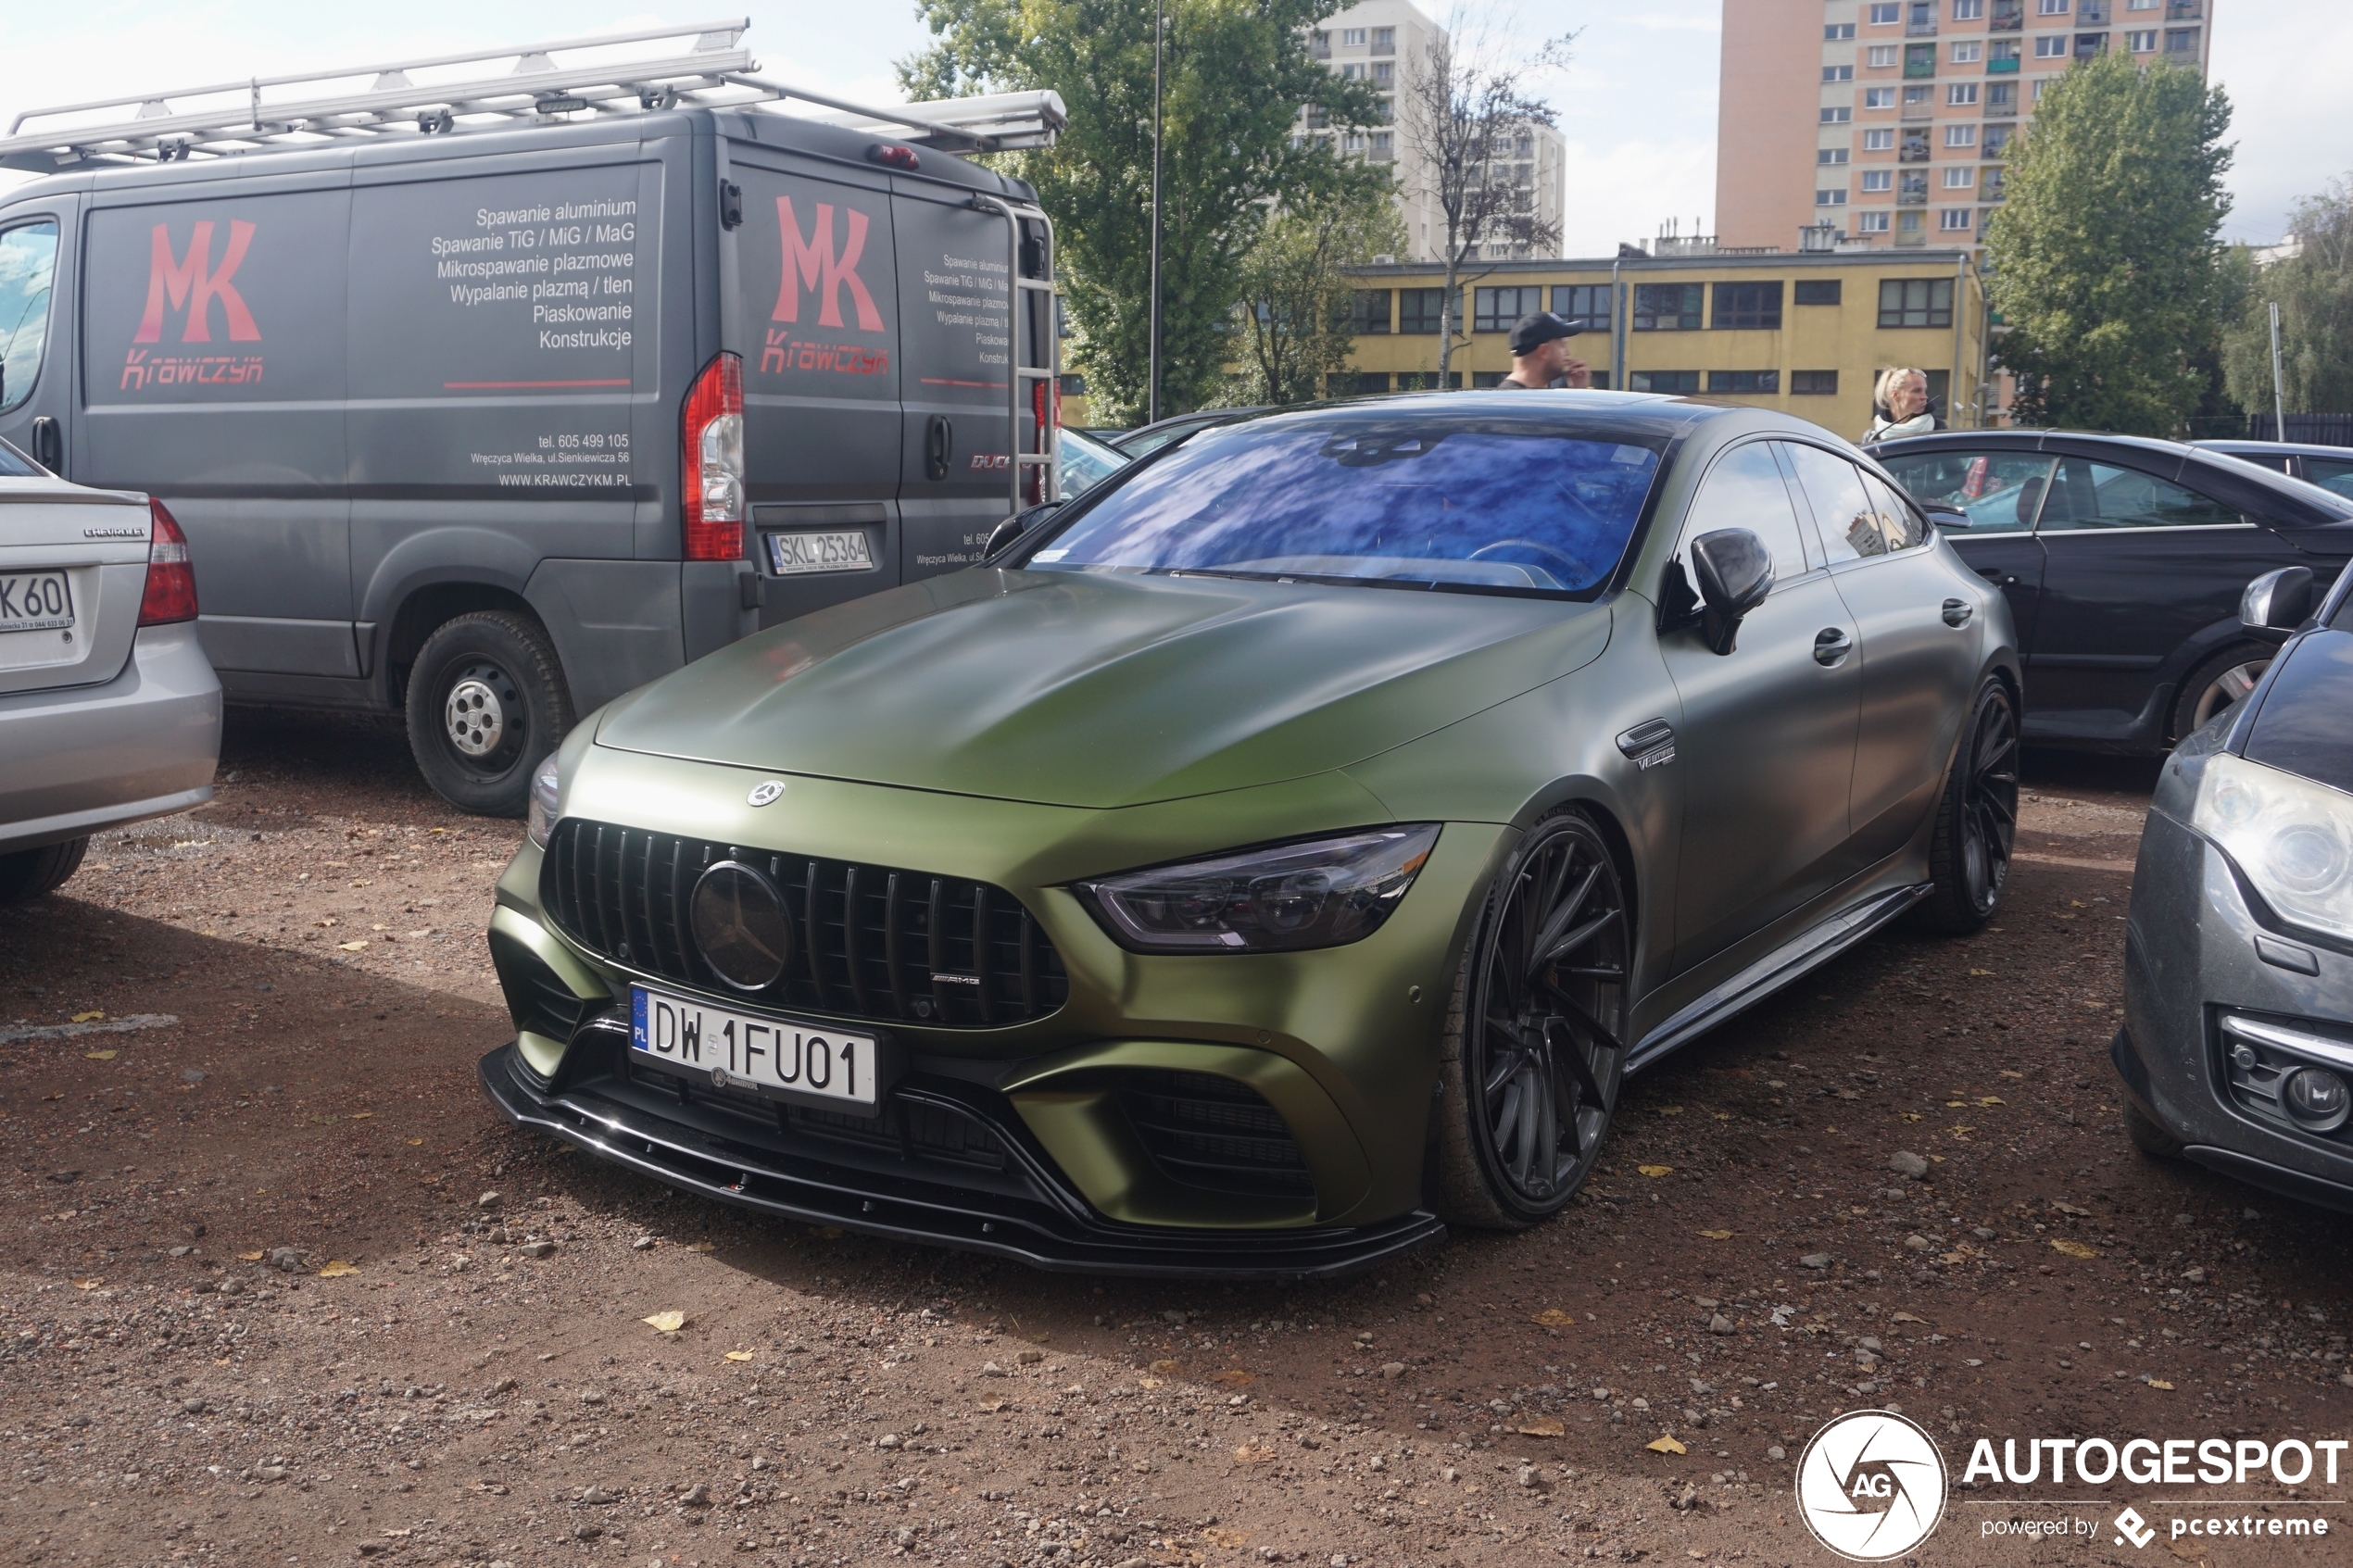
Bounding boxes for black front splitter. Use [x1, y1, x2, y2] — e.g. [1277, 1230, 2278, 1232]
[476, 1042, 1445, 1281]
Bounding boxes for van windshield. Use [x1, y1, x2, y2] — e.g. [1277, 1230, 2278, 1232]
[1024, 412, 1667, 596]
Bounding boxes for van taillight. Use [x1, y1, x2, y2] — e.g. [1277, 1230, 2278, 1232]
[682, 352, 746, 561]
[138, 499, 198, 627]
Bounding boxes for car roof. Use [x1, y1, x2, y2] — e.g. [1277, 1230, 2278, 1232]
[1204, 389, 1752, 445]
[2195, 438, 2353, 460]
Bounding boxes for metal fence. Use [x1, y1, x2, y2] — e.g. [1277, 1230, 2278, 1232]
[2187, 413, 2353, 446]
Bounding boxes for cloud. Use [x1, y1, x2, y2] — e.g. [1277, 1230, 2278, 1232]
[2208, 6, 2353, 243]
[1559, 134, 1718, 257]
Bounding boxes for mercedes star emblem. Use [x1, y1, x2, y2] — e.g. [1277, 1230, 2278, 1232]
[747, 780, 786, 807]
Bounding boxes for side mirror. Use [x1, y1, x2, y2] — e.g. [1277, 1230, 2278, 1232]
[2240, 565, 2314, 645]
[983, 499, 1066, 560]
[1688, 528, 1775, 656]
[1924, 504, 1970, 532]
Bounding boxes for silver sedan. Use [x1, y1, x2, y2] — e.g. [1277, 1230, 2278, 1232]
[0, 438, 220, 903]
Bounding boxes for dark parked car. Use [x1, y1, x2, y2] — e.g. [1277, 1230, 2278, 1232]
[2115, 558, 2353, 1210]
[1110, 406, 1266, 459]
[1877, 431, 2353, 752]
[2196, 440, 2353, 503]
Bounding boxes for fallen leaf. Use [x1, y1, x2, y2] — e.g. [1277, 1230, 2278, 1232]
[71, 1277, 102, 1290]
[1136, 1377, 1163, 1391]
[1211, 1370, 1255, 1386]
[1891, 1311, 1928, 1324]
[1517, 1418, 1566, 1437]
[1531, 1308, 1577, 1327]
[2050, 1239, 2098, 1260]
[348, 1110, 373, 1120]
[370, 923, 389, 932]
[1976, 1096, 2006, 1107]
[685, 1241, 715, 1253]
[1713, 1111, 1731, 1121]
[1696, 1229, 1734, 1241]
[1900, 1111, 1923, 1122]
[406, 1138, 423, 1147]
[1150, 1359, 1181, 1377]
[71, 1010, 103, 1022]
[1656, 1106, 1684, 1117]
[336, 940, 368, 952]
[724, 1350, 755, 1362]
[1638, 1164, 1675, 1178]
[2165, 1543, 2208, 1564]
[317, 1260, 359, 1277]
[643, 1311, 686, 1334]
[1231, 1444, 1275, 1464]
[1945, 1100, 1967, 1109]
[1202, 1526, 1252, 1548]
[236, 1250, 264, 1261]
[1969, 968, 1993, 976]
[1646, 1434, 1688, 1455]
[978, 1398, 1009, 1412]
[83, 1050, 117, 1061]
[2148, 1379, 2176, 1391]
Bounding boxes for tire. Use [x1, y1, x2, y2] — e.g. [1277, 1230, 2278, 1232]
[1430, 809, 1631, 1230]
[405, 610, 574, 818]
[1916, 676, 2020, 936]
[2171, 643, 2273, 745]
[0, 837, 89, 906]
[2122, 1099, 2185, 1160]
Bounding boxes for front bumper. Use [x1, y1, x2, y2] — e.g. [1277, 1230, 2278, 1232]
[478, 1035, 1444, 1278]
[2118, 804, 2353, 1210]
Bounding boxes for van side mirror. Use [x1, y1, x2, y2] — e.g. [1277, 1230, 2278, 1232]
[1688, 528, 1775, 656]
[984, 499, 1066, 560]
[2240, 565, 2314, 645]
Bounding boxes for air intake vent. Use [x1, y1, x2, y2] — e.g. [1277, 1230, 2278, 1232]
[1117, 1070, 1315, 1200]
[540, 819, 1068, 1028]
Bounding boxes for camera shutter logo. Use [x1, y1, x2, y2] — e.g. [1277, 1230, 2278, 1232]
[1793, 1409, 1949, 1561]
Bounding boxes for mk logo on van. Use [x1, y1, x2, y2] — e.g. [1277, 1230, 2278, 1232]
[134, 220, 261, 344]
[773, 197, 883, 332]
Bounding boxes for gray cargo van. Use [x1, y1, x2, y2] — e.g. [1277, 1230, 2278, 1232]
[0, 34, 1060, 814]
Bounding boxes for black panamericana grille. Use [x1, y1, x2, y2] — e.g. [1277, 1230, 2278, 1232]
[541, 819, 1070, 1028]
[1117, 1069, 1315, 1201]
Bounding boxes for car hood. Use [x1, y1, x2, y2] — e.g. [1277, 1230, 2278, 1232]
[595, 567, 1613, 809]
[2245, 627, 2353, 795]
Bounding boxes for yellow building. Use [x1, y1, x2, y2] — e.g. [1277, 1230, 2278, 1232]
[1337, 247, 1990, 440]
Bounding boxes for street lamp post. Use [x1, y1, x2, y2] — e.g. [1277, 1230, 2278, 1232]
[2268, 300, 2287, 443]
[1148, 0, 1165, 425]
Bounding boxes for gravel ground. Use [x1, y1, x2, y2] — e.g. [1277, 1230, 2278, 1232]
[2, 714, 2347, 1568]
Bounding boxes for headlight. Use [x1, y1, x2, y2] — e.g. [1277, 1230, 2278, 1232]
[2194, 753, 2353, 943]
[1076, 825, 1440, 954]
[526, 751, 562, 849]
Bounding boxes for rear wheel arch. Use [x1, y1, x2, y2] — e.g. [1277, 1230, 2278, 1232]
[384, 582, 545, 708]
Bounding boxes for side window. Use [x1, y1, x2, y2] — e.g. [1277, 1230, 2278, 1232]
[2039, 459, 2244, 532]
[1782, 442, 1887, 564]
[1876, 449, 2056, 534]
[1858, 470, 1931, 550]
[1677, 442, 1810, 586]
[2304, 458, 2353, 502]
[0, 220, 59, 413]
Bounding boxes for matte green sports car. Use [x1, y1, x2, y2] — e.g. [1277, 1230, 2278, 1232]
[480, 393, 2020, 1276]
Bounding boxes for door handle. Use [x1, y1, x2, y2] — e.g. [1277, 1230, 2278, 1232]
[30, 415, 61, 476]
[925, 415, 953, 482]
[1974, 567, 2017, 587]
[1942, 597, 1975, 628]
[1813, 627, 1852, 667]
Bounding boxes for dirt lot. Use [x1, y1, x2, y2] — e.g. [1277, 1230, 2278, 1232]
[3, 715, 2347, 1568]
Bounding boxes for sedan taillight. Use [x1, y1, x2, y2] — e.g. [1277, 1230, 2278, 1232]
[682, 352, 746, 561]
[138, 499, 198, 626]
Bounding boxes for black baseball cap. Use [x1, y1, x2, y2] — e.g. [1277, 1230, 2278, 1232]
[1507, 310, 1582, 356]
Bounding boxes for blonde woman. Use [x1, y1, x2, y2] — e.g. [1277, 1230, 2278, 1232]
[1862, 367, 1937, 444]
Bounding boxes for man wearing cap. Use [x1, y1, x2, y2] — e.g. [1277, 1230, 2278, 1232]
[1501, 311, 1592, 390]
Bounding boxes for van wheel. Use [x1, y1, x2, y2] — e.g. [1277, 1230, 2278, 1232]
[406, 610, 573, 818]
[0, 838, 89, 906]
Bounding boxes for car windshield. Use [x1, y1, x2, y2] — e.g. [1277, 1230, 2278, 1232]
[1025, 412, 1667, 596]
[1057, 427, 1129, 497]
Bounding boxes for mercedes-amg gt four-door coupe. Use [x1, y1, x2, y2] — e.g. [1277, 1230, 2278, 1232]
[480, 393, 2020, 1276]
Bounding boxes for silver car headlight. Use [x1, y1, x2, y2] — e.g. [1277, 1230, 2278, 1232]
[1077, 825, 1441, 954]
[2194, 753, 2353, 944]
[526, 751, 563, 849]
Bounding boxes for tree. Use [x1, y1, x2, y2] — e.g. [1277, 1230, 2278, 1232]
[1397, 14, 1572, 385]
[900, 0, 1382, 422]
[2221, 178, 2353, 418]
[1984, 51, 2232, 435]
[1228, 183, 1405, 406]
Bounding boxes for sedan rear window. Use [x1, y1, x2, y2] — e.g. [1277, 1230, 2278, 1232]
[1026, 415, 1666, 596]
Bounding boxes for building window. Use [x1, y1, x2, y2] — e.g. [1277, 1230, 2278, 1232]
[2032, 75, 2054, 99]
[1857, 211, 1893, 232]
[1472, 285, 1547, 332]
[1398, 288, 1459, 334]
[1941, 207, 1974, 231]
[1370, 131, 1393, 158]
[2127, 0, 2156, 7]
[1341, 63, 1364, 80]
[1824, 64, 1856, 82]
[2075, 32, 2108, 56]
[1864, 128, 1896, 150]
[1632, 283, 1704, 332]
[1900, 210, 1925, 233]
[1352, 291, 1392, 333]
[1868, 44, 1900, 67]
[2126, 29, 2156, 50]
[1714, 282, 1785, 330]
[1990, 38, 2022, 65]
[1865, 87, 1897, 108]
[1905, 43, 1937, 75]
[1821, 106, 1854, 123]
[1817, 189, 1851, 207]
[1370, 26, 1394, 52]
[1353, 372, 1390, 395]
[1880, 277, 1955, 326]
[1629, 370, 1701, 394]
[1905, 83, 1933, 104]
[1869, 2, 1901, 21]
[1951, 41, 1982, 62]
[2034, 33, 2069, 55]
[1983, 126, 2013, 158]
[1947, 82, 1980, 105]
[2038, 0, 2069, 12]
[1395, 370, 1465, 390]
[1792, 370, 1841, 395]
[1862, 169, 1894, 192]
[1818, 147, 1851, 165]
[2165, 27, 2198, 53]
[1472, 371, 1509, 389]
[1944, 166, 1976, 187]
[1311, 30, 1330, 57]
[1707, 370, 1780, 394]
[1953, 0, 1985, 17]
[1983, 168, 2007, 200]
[1553, 284, 1612, 325]
[1988, 80, 2018, 107]
[1794, 280, 1843, 306]
[1373, 61, 1393, 84]
[1827, 21, 1858, 40]
[1944, 123, 1979, 146]
[1341, 27, 1366, 46]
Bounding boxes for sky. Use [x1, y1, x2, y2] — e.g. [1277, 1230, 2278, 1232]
[0, 1, 2339, 248]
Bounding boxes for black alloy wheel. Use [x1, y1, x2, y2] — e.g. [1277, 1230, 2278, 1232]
[1919, 677, 2020, 934]
[1432, 810, 1630, 1229]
